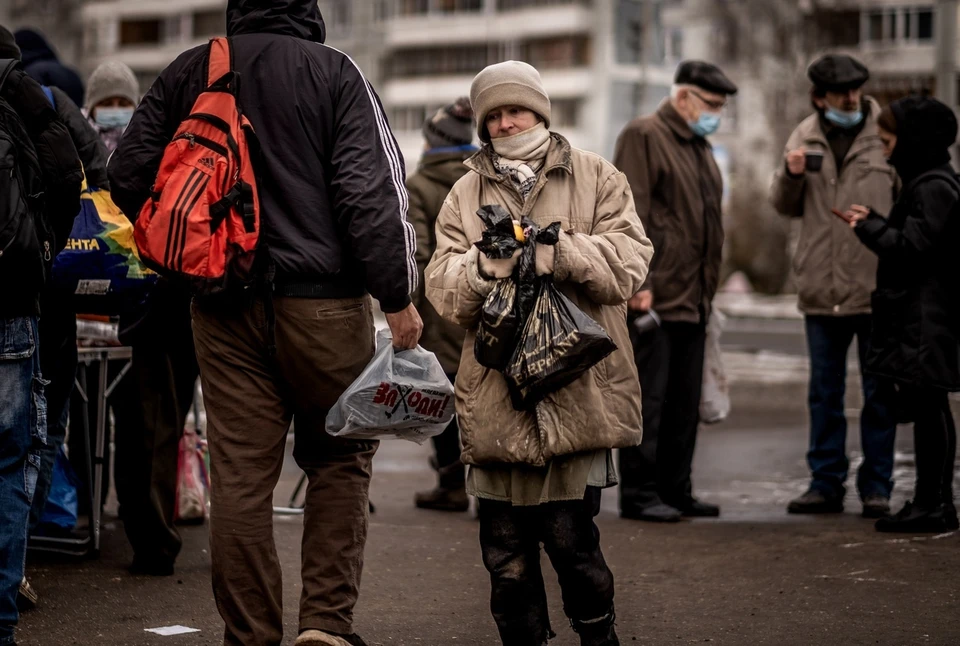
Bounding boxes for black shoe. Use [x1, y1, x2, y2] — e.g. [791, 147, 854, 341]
[620, 502, 682, 523]
[787, 489, 844, 514]
[875, 501, 956, 533]
[571, 611, 619, 646]
[944, 502, 959, 530]
[129, 555, 175, 577]
[673, 498, 721, 518]
[415, 461, 469, 512]
[861, 494, 891, 519]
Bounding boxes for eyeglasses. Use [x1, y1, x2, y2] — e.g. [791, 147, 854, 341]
[688, 89, 727, 112]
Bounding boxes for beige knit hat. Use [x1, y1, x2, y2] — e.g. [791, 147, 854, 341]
[84, 61, 140, 114]
[470, 61, 551, 142]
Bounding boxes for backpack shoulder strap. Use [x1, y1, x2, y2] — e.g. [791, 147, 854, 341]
[0, 59, 19, 95]
[207, 37, 232, 88]
[907, 168, 960, 196]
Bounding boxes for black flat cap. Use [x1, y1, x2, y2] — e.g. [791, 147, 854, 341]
[675, 60, 738, 95]
[808, 54, 869, 92]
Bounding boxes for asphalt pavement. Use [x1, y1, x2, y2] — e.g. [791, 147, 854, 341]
[15, 408, 960, 646]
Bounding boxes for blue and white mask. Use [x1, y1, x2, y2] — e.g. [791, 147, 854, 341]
[94, 107, 134, 130]
[689, 112, 721, 138]
[824, 107, 864, 129]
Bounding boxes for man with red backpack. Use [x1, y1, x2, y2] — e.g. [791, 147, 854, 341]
[108, 2, 421, 646]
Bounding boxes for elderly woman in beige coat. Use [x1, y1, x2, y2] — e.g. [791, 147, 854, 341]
[425, 61, 653, 646]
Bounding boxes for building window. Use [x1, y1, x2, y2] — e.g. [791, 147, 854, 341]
[917, 8, 934, 41]
[322, 0, 352, 30]
[552, 98, 582, 128]
[435, 0, 483, 12]
[397, 0, 430, 15]
[499, 0, 588, 9]
[386, 44, 498, 78]
[524, 36, 591, 69]
[669, 28, 683, 61]
[193, 10, 225, 38]
[811, 10, 859, 48]
[120, 19, 162, 47]
[866, 6, 934, 44]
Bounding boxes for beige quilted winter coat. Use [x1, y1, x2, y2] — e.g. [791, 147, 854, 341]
[425, 133, 654, 466]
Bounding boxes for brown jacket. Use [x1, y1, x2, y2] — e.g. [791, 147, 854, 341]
[407, 149, 474, 374]
[613, 100, 725, 323]
[425, 134, 654, 467]
[770, 98, 895, 316]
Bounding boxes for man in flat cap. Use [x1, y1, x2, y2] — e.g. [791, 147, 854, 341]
[771, 54, 897, 519]
[614, 60, 737, 522]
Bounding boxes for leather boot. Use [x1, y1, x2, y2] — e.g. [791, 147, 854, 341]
[415, 461, 468, 512]
[571, 610, 619, 646]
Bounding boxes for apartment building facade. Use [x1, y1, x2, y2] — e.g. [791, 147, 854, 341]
[321, 0, 684, 168]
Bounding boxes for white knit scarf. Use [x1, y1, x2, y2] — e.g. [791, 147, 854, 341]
[490, 123, 551, 200]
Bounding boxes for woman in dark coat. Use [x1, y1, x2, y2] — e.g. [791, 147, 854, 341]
[842, 95, 960, 533]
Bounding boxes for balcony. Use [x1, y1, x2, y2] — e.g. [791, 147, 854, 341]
[380, 1, 592, 47]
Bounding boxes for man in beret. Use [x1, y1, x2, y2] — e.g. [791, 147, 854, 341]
[614, 60, 737, 522]
[770, 54, 897, 518]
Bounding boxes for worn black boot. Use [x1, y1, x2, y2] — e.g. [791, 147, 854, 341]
[415, 461, 468, 512]
[571, 610, 619, 646]
[875, 501, 957, 533]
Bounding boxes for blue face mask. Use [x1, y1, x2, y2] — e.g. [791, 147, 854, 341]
[689, 112, 721, 138]
[824, 107, 864, 129]
[94, 107, 134, 130]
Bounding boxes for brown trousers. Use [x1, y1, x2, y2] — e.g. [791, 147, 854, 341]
[191, 295, 377, 646]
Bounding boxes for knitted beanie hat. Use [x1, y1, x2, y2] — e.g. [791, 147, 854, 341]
[423, 97, 474, 149]
[84, 61, 139, 113]
[470, 61, 551, 142]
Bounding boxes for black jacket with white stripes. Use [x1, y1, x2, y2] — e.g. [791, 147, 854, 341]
[108, 0, 416, 312]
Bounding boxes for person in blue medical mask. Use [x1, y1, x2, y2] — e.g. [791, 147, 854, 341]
[771, 54, 898, 520]
[613, 60, 737, 523]
[84, 61, 139, 157]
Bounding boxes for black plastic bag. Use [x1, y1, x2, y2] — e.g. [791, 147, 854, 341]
[475, 279, 520, 369]
[474, 215, 562, 370]
[504, 279, 617, 410]
[474, 204, 524, 259]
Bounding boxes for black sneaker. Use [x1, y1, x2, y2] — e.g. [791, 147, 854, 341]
[787, 489, 844, 514]
[875, 501, 956, 533]
[861, 494, 891, 519]
[620, 502, 682, 523]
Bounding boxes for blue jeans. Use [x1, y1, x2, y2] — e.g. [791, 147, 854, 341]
[0, 317, 46, 645]
[805, 315, 896, 500]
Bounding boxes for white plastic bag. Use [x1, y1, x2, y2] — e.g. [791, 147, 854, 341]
[175, 427, 207, 523]
[326, 330, 456, 443]
[700, 309, 730, 424]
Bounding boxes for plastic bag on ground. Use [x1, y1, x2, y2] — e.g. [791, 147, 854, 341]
[39, 447, 79, 530]
[326, 331, 456, 444]
[505, 279, 618, 410]
[175, 427, 207, 524]
[700, 309, 730, 424]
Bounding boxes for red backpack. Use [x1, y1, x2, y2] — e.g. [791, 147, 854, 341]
[134, 37, 260, 294]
